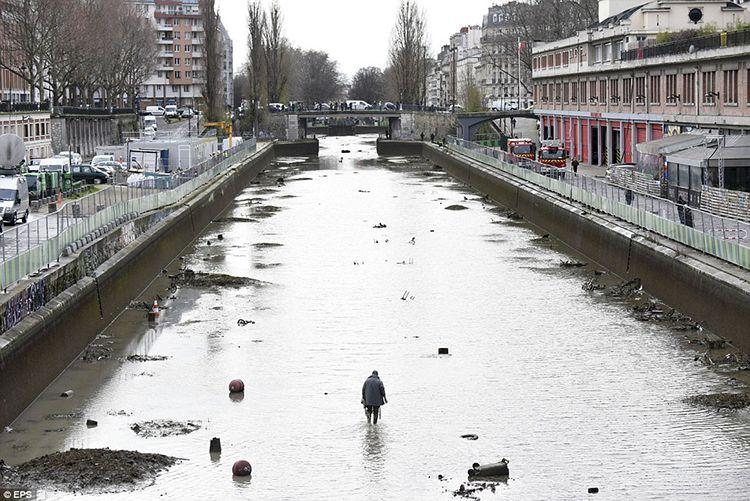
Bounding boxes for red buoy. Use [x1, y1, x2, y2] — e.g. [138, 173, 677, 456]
[229, 379, 245, 393]
[232, 460, 252, 476]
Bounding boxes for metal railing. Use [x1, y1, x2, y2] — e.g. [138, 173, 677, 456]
[446, 137, 750, 270]
[621, 28, 750, 62]
[57, 106, 135, 116]
[0, 138, 258, 289]
[0, 102, 51, 113]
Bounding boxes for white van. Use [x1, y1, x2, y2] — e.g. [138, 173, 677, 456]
[143, 115, 157, 130]
[39, 157, 71, 173]
[146, 106, 165, 116]
[92, 154, 115, 166]
[0, 175, 30, 224]
[55, 151, 82, 165]
[164, 105, 179, 118]
[346, 100, 372, 110]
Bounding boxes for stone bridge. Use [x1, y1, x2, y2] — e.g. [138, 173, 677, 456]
[271, 109, 537, 142]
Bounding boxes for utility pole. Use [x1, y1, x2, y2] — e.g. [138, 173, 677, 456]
[517, 37, 522, 108]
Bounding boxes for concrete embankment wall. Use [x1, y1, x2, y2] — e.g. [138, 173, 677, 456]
[0, 144, 275, 428]
[51, 114, 139, 158]
[413, 141, 750, 353]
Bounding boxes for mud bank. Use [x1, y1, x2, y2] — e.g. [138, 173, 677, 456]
[0, 448, 177, 493]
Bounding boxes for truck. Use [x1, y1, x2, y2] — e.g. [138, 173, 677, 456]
[506, 138, 536, 160]
[539, 139, 568, 177]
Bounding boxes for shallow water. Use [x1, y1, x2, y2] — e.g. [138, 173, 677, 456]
[2, 134, 749, 500]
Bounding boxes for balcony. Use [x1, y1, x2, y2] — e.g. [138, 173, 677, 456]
[159, 51, 174, 58]
[621, 28, 750, 62]
[158, 38, 174, 45]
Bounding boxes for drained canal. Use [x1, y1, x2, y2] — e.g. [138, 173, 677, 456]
[1, 135, 749, 500]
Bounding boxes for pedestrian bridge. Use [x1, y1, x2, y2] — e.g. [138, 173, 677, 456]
[455, 111, 536, 141]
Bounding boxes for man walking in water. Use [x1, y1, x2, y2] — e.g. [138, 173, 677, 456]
[362, 370, 387, 424]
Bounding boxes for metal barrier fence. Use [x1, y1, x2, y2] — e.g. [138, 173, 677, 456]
[446, 137, 750, 270]
[0, 138, 258, 289]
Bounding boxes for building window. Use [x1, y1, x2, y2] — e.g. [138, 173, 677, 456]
[185, 45, 191, 52]
[613, 40, 623, 61]
[593, 45, 601, 64]
[623, 78, 633, 104]
[603, 43, 612, 62]
[172, 85, 179, 92]
[580, 80, 587, 103]
[555, 83, 561, 102]
[683, 72, 695, 104]
[723, 69, 738, 104]
[635, 76, 646, 105]
[702, 71, 716, 104]
[174, 58, 180, 65]
[542, 83, 548, 102]
[649, 75, 660, 104]
[184, 85, 190, 92]
[563, 82, 569, 103]
[562, 51, 569, 66]
[666, 74, 677, 103]
[547, 54, 553, 67]
[609, 78, 619, 104]
[589, 80, 596, 103]
[174, 71, 181, 78]
[599, 79, 607, 105]
[571, 80, 578, 103]
[554, 52, 561, 67]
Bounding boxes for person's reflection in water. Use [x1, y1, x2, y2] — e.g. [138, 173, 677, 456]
[361, 422, 388, 479]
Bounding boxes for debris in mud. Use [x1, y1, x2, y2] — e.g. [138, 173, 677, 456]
[237, 319, 255, 326]
[373, 222, 387, 228]
[125, 355, 170, 362]
[507, 211, 523, 220]
[358, 189, 370, 193]
[452, 481, 499, 499]
[86, 419, 98, 427]
[169, 268, 271, 289]
[560, 260, 587, 268]
[401, 290, 414, 301]
[46, 412, 83, 421]
[445, 204, 468, 211]
[248, 205, 282, 218]
[0, 448, 178, 492]
[130, 420, 201, 438]
[81, 341, 114, 362]
[341, 149, 351, 153]
[213, 217, 259, 223]
[254, 262, 282, 269]
[127, 300, 152, 310]
[252, 242, 283, 249]
[276, 177, 285, 185]
[468, 459, 510, 478]
[605, 277, 642, 298]
[107, 410, 131, 417]
[685, 393, 750, 410]
[460, 434, 479, 440]
[60, 390, 73, 398]
[582, 277, 606, 291]
[287, 176, 312, 181]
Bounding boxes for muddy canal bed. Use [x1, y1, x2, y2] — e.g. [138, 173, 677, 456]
[1, 135, 749, 500]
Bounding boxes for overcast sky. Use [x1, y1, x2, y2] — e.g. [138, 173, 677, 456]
[216, 0, 493, 80]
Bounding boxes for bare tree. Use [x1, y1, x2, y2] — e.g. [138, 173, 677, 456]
[297, 50, 341, 104]
[0, 0, 63, 100]
[388, 0, 428, 105]
[200, 0, 224, 121]
[349, 67, 385, 104]
[247, 1, 266, 132]
[264, 0, 287, 104]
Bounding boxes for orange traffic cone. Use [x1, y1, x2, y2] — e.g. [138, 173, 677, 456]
[147, 299, 159, 322]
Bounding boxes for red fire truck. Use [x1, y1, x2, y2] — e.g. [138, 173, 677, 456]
[539, 139, 568, 177]
[506, 138, 536, 161]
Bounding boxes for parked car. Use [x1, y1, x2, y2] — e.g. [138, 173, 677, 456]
[346, 100, 372, 110]
[383, 102, 397, 110]
[71, 164, 109, 184]
[165, 105, 179, 118]
[143, 125, 156, 137]
[145, 105, 165, 116]
[39, 157, 72, 173]
[179, 107, 195, 118]
[0, 175, 30, 225]
[268, 102, 285, 113]
[55, 151, 82, 165]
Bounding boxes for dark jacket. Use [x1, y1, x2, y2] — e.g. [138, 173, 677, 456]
[362, 375, 386, 406]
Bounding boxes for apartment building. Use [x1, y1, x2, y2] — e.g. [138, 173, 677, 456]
[0, 112, 53, 163]
[0, 68, 31, 104]
[478, 4, 532, 108]
[133, 0, 233, 110]
[532, 0, 750, 166]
